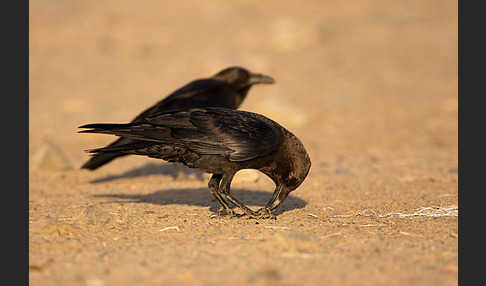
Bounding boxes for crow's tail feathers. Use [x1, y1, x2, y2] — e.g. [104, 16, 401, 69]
[79, 123, 171, 170]
[78, 123, 136, 135]
[81, 152, 126, 170]
[79, 124, 141, 170]
[79, 122, 170, 144]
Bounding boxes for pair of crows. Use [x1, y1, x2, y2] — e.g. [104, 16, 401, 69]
[79, 67, 311, 219]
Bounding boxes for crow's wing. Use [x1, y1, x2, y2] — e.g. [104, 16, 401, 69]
[146, 108, 283, 162]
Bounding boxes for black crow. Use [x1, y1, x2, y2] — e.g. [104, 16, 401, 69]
[81, 66, 275, 171]
[79, 108, 311, 219]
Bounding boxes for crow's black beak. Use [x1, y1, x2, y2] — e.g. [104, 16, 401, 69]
[249, 73, 275, 85]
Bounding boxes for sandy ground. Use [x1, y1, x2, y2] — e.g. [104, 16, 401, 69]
[29, 1, 458, 285]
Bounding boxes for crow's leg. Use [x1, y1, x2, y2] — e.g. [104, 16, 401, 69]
[208, 174, 234, 216]
[256, 185, 289, 219]
[219, 173, 259, 217]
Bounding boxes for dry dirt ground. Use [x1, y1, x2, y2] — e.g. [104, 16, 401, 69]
[29, 1, 458, 285]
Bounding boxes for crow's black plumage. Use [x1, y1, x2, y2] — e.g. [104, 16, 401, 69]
[81, 66, 275, 170]
[79, 108, 311, 219]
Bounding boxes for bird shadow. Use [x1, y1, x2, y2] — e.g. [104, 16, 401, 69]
[89, 162, 204, 184]
[93, 187, 307, 216]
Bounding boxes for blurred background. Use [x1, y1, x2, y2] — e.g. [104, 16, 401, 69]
[29, 1, 457, 285]
[29, 0, 457, 169]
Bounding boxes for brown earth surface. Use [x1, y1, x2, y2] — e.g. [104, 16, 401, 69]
[29, 1, 458, 285]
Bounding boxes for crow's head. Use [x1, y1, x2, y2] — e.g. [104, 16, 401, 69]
[212, 66, 275, 91]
